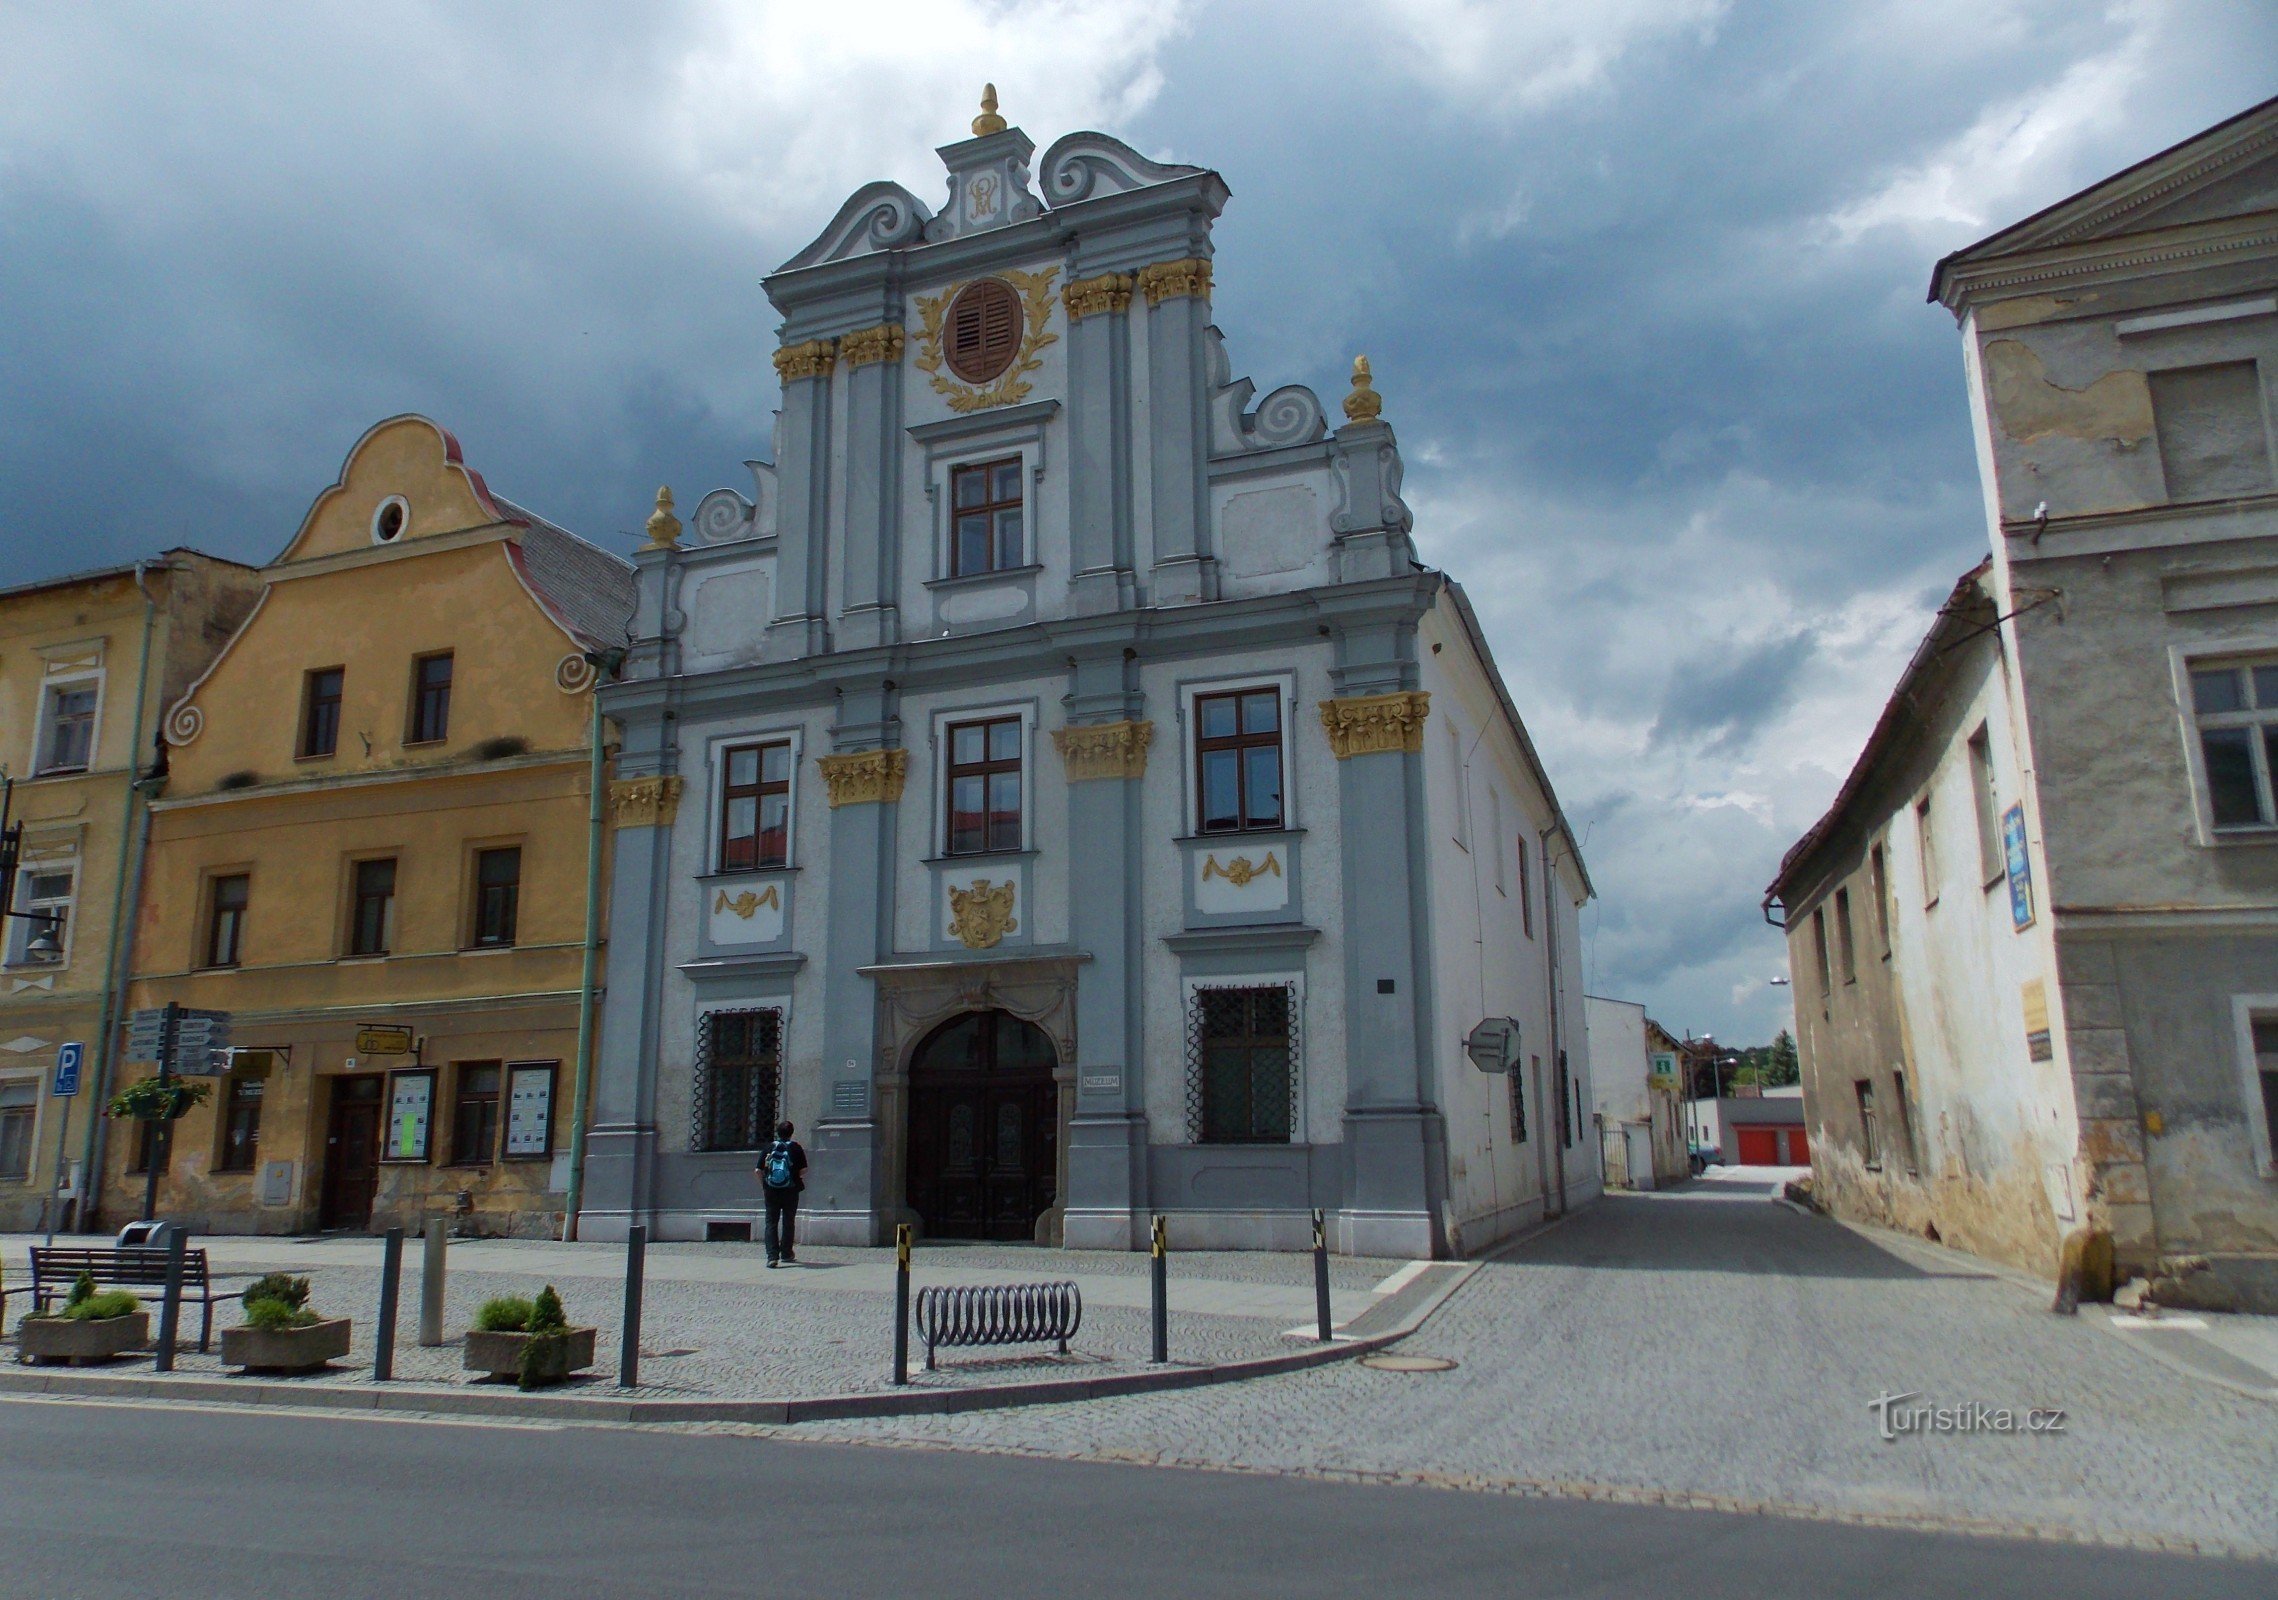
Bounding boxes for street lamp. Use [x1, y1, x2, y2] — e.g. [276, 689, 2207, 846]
[0, 779, 64, 962]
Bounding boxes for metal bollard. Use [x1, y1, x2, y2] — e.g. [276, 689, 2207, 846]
[419, 1218, 447, 1347]
[374, 1227, 404, 1381]
[1312, 1208, 1333, 1343]
[1150, 1214, 1169, 1364]
[891, 1223, 912, 1387]
[154, 1228, 188, 1373]
[620, 1224, 646, 1389]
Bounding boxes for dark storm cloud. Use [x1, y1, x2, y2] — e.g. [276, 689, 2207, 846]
[2, 0, 2272, 1039]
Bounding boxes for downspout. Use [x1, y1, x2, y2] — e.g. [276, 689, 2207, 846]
[563, 650, 620, 1241]
[1539, 824, 1567, 1218]
[79, 562, 162, 1231]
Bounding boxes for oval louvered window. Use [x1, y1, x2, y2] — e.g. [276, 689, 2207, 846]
[944, 279, 1022, 383]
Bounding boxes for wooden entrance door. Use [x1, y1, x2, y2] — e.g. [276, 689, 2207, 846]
[320, 1074, 384, 1230]
[905, 1010, 1058, 1241]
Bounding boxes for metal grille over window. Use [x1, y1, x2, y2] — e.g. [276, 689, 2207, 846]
[1186, 984, 1298, 1144]
[2192, 663, 2278, 828]
[692, 1008, 782, 1152]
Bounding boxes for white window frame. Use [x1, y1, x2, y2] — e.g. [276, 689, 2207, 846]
[929, 699, 1039, 858]
[1177, 670, 1299, 838]
[1181, 973, 1307, 1145]
[32, 668, 104, 777]
[705, 726, 805, 874]
[1967, 723, 2005, 887]
[2227, 995, 2278, 1179]
[7, 860, 75, 969]
[2171, 642, 2278, 844]
[929, 441, 1043, 583]
[0, 1072, 40, 1185]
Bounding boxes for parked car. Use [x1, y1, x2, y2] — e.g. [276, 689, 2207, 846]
[1688, 1144, 1724, 1176]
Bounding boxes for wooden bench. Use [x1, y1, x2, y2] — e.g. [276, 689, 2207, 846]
[27, 1246, 245, 1353]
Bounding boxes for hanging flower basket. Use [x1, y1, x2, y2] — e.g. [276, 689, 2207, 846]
[107, 1078, 212, 1122]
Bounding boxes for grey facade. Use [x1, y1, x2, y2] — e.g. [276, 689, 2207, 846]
[1771, 98, 2278, 1310]
[583, 102, 1594, 1258]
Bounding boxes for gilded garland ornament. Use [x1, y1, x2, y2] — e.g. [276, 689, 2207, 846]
[1318, 691, 1430, 757]
[714, 885, 781, 919]
[948, 878, 1019, 950]
[817, 748, 909, 807]
[1202, 851, 1282, 887]
[913, 267, 1060, 412]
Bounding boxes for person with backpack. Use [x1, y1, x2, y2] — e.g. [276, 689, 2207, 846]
[758, 1119, 808, 1267]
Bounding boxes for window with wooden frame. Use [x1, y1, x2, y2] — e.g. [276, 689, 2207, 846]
[0, 1080, 34, 1182]
[451, 1061, 502, 1165]
[719, 741, 792, 871]
[1835, 887, 1856, 984]
[1855, 1079, 1882, 1169]
[471, 847, 521, 948]
[8, 869, 70, 967]
[943, 279, 1022, 383]
[1195, 688, 1284, 834]
[949, 458, 1025, 577]
[692, 1010, 781, 1153]
[300, 667, 344, 759]
[2190, 661, 2278, 830]
[205, 874, 249, 968]
[945, 716, 1021, 855]
[1869, 842, 1891, 954]
[38, 682, 97, 774]
[407, 651, 453, 745]
[216, 1073, 264, 1173]
[349, 857, 396, 957]
[1517, 837, 1533, 939]
[1189, 985, 1296, 1145]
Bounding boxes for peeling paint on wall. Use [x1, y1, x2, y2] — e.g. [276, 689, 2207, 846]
[1983, 340, 2155, 446]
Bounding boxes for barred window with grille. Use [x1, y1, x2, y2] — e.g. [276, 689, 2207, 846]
[1187, 984, 1298, 1144]
[692, 1008, 782, 1152]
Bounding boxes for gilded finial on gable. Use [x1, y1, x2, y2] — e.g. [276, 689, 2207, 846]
[645, 485, 681, 549]
[972, 83, 1007, 137]
[1342, 355, 1383, 425]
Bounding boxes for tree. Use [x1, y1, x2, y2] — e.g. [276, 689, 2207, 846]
[1766, 1029, 1799, 1087]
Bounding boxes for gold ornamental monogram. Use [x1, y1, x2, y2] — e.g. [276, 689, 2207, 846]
[1319, 691, 1430, 758]
[913, 266, 1060, 412]
[1062, 272, 1134, 320]
[839, 324, 906, 367]
[1202, 852, 1281, 888]
[773, 339, 838, 382]
[817, 748, 908, 807]
[948, 878, 1018, 950]
[1052, 719, 1152, 781]
[1136, 257, 1211, 306]
[609, 775, 684, 829]
[714, 884, 782, 920]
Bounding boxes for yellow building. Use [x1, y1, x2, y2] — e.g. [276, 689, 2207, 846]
[105, 415, 634, 1236]
[0, 552, 261, 1232]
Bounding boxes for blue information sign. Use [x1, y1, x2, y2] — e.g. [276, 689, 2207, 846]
[2002, 803, 2035, 931]
[52, 1041, 84, 1098]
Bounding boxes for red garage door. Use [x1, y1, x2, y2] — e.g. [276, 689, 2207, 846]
[1781, 1127, 1811, 1165]
[1736, 1127, 1781, 1165]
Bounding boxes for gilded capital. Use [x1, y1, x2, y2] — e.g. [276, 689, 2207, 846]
[772, 339, 838, 382]
[1318, 691, 1430, 758]
[609, 775, 684, 829]
[839, 324, 907, 367]
[818, 748, 908, 807]
[1063, 272, 1134, 320]
[1135, 257, 1212, 306]
[1052, 719, 1153, 781]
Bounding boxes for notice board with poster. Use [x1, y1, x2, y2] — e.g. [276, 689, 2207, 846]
[505, 1062, 558, 1159]
[2002, 803, 2035, 931]
[2021, 979, 2054, 1063]
[385, 1069, 435, 1162]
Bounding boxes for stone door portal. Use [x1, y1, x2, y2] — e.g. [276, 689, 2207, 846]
[905, 1010, 1058, 1240]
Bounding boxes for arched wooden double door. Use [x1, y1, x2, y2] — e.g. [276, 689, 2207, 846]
[905, 1009, 1058, 1241]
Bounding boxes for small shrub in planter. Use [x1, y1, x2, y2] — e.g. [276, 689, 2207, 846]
[220, 1272, 350, 1374]
[19, 1272, 149, 1365]
[463, 1284, 596, 1390]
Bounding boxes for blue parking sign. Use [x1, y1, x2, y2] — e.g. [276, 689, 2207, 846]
[52, 1041, 83, 1098]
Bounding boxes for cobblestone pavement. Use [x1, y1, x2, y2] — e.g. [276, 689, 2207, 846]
[0, 1236, 1392, 1398]
[737, 1187, 2278, 1557]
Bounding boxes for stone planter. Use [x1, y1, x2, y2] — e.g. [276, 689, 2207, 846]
[463, 1326, 598, 1385]
[17, 1312, 150, 1365]
[220, 1317, 352, 1374]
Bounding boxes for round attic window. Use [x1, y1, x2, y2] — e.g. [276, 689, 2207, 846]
[372, 497, 409, 544]
[944, 279, 1022, 384]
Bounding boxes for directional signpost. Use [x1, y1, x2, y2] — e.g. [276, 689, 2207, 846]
[123, 1004, 234, 1221]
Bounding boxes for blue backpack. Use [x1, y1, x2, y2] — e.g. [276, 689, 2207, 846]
[763, 1140, 797, 1190]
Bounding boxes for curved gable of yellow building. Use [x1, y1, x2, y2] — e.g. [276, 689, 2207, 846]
[277, 414, 515, 565]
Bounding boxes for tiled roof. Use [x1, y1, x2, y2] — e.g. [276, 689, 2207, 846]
[495, 496, 636, 652]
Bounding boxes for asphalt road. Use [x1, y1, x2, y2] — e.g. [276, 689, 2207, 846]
[1, 1396, 2269, 1598]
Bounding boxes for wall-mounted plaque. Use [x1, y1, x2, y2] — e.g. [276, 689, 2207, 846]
[505, 1062, 558, 1158]
[385, 1069, 435, 1162]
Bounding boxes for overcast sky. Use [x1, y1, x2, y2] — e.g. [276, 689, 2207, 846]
[3, 2, 2272, 1043]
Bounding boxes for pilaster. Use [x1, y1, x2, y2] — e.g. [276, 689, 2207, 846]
[837, 324, 905, 650]
[1065, 273, 1137, 616]
[764, 339, 837, 662]
[1140, 258, 1216, 605]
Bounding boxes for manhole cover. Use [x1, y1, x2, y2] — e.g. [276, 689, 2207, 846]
[1360, 1354, 1457, 1373]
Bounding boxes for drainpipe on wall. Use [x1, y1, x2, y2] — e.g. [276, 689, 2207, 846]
[562, 650, 621, 1241]
[78, 562, 162, 1232]
[1539, 824, 1567, 1218]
